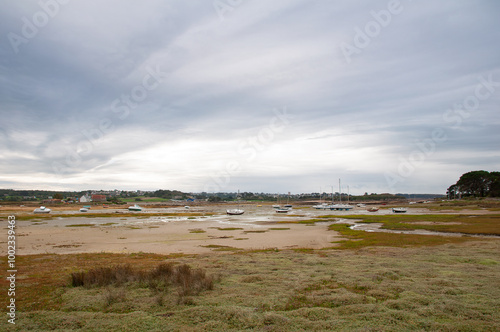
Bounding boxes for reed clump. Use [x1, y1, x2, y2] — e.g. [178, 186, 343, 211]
[71, 262, 215, 297]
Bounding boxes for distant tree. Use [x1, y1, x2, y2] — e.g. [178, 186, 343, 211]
[448, 170, 500, 198]
[53, 193, 64, 200]
[488, 171, 500, 197]
[456, 170, 491, 197]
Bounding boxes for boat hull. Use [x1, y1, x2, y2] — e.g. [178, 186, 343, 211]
[226, 209, 244, 215]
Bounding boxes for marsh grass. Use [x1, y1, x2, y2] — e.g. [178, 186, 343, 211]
[329, 223, 473, 249]
[65, 224, 95, 227]
[70, 262, 215, 303]
[329, 214, 500, 235]
[214, 227, 243, 231]
[189, 228, 206, 233]
[6, 241, 500, 331]
[200, 245, 242, 252]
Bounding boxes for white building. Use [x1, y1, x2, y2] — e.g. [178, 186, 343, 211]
[79, 195, 91, 203]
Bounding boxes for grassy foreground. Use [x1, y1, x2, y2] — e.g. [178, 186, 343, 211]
[2, 240, 499, 331]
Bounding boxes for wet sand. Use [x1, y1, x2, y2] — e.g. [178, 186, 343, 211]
[1, 204, 490, 255]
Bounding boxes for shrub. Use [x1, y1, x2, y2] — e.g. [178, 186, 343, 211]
[70, 263, 214, 297]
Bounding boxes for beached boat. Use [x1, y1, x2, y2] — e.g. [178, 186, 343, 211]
[313, 203, 330, 210]
[226, 190, 244, 215]
[367, 207, 379, 212]
[275, 208, 290, 213]
[392, 207, 407, 213]
[329, 204, 353, 211]
[328, 179, 353, 211]
[79, 208, 89, 212]
[34, 206, 51, 213]
[128, 204, 142, 211]
[226, 209, 244, 215]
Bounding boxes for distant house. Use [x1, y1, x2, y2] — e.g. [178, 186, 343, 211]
[79, 195, 91, 203]
[91, 194, 107, 202]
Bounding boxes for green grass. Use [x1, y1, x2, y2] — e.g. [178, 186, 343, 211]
[328, 223, 473, 249]
[189, 228, 206, 233]
[213, 227, 244, 231]
[322, 214, 500, 236]
[65, 224, 95, 227]
[200, 245, 242, 252]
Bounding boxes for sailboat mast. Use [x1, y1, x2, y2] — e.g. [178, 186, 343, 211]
[339, 179, 341, 203]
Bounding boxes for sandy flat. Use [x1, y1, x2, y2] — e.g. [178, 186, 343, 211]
[4, 205, 347, 255]
[2, 204, 484, 255]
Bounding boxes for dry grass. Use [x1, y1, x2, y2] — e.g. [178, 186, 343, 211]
[4, 241, 499, 331]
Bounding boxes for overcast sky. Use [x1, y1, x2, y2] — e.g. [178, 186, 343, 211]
[1, 0, 499, 195]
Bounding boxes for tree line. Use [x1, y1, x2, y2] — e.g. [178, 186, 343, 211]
[447, 170, 500, 198]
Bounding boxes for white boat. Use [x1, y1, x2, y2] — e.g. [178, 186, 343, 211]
[392, 207, 407, 213]
[313, 203, 330, 209]
[226, 209, 244, 215]
[275, 207, 290, 213]
[79, 208, 89, 212]
[329, 204, 353, 211]
[272, 205, 281, 209]
[227, 190, 244, 215]
[329, 179, 353, 211]
[128, 204, 142, 211]
[34, 206, 51, 213]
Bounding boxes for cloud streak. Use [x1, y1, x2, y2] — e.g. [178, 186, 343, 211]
[1, 0, 499, 194]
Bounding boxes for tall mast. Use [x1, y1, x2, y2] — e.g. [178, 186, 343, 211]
[339, 179, 341, 203]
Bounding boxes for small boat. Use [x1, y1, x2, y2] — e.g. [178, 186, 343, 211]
[367, 207, 379, 212]
[79, 208, 89, 212]
[227, 190, 244, 215]
[284, 204, 293, 208]
[275, 208, 290, 213]
[272, 205, 281, 209]
[392, 207, 407, 213]
[226, 209, 244, 215]
[313, 203, 330, 210]
[34, 206, 51, 213]
[128, 204, 142, 211]
[329, 204, 354, 211]
[184, 206, 190, 209]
